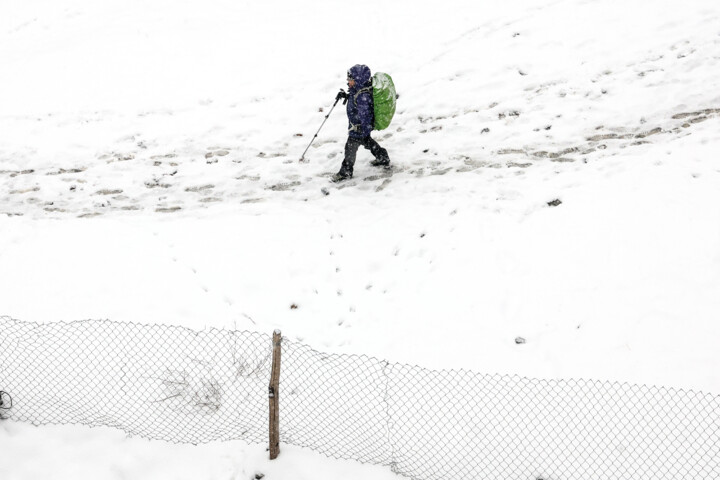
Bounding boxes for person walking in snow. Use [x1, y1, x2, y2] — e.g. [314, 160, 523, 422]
[332, 64, 390, 182]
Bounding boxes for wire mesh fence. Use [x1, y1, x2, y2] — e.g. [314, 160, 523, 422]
[384, 364, 719, 479]
[281, 338, 394, 464]
[1, 316, 718, 479]
[0, 316, 271, 444]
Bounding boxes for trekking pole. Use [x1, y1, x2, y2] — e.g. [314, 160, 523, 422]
[299, 92, 347, 163]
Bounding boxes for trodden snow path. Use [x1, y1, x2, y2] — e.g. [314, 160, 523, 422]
[1, 104, 719, 219]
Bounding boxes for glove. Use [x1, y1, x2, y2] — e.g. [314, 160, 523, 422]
[336, 89, 348, 104]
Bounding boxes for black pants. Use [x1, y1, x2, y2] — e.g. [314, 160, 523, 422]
[339, 136, 389, 176]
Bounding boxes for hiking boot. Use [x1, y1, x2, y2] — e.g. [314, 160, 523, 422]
[370, 158, 390, 167]
[331, 170, 352, 183]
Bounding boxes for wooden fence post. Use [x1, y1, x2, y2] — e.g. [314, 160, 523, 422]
[269, 329, 282, 459]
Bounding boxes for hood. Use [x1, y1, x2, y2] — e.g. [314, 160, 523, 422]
[348, 64, 372, 89]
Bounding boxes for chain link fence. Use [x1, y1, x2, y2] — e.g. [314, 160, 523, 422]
[0, 316, 271, 444]
[1, 316, 718, 479]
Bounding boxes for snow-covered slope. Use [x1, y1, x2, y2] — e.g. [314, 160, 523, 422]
[1, 0, 719, 479]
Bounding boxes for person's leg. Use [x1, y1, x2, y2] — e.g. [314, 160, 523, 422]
[361, 136, 390, 166]
[337, 136, 362, 178]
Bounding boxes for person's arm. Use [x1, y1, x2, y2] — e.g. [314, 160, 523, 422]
[356, 91, 374, 135]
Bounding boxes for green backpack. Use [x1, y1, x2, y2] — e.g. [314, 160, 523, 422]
[354, 72, 397, 131]
[371, 72, 397, 130]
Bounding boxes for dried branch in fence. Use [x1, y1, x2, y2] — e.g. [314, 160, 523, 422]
[0, 391, 12, 419]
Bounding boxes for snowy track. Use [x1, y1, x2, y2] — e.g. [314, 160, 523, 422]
[2, 105, 718, 219]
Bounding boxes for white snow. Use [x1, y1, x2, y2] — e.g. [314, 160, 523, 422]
[1, 0, 719, 478]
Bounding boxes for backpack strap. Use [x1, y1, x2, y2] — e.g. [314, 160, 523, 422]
[353, 86, 372, 106]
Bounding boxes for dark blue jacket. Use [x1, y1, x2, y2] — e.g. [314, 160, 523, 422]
[346, 64, 374, 138]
